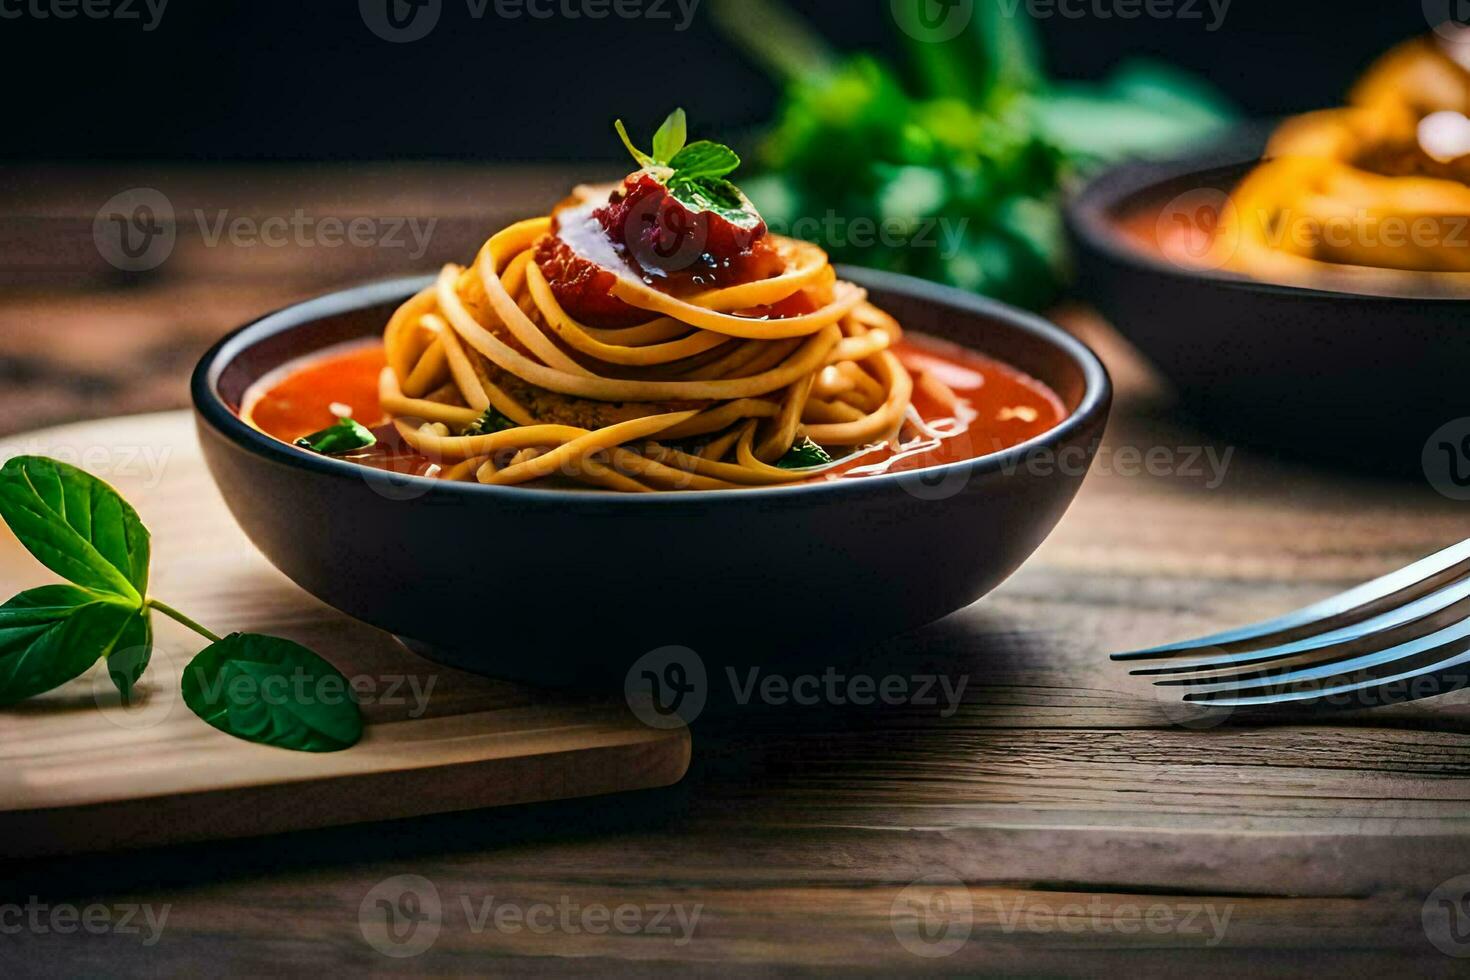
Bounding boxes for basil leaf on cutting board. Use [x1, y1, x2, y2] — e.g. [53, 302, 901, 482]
[0, 586, 138, 706]
[107, 607, 154, 703]
[0, 456, 150, 601]
[181, 633, 363, 752]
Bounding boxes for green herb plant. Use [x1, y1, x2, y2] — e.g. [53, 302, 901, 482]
[0, 456, 363, 752]
[711, 0, 1236, 310]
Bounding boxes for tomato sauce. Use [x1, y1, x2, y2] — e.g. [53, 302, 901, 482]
[242, 335, 1065, 485]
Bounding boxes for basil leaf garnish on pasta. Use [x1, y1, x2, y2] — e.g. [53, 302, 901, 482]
[0, 454, 362, 750]
[775, 436, 834, 469]
[295, 418, 377, 456]
[463, 406, 518, 437]
[667, 141, 741, 182]
[651, 107, 688, 164]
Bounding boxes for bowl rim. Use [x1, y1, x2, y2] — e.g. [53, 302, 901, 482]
[191, 267, 1112, 503]
[1065, 145, 1470, 305]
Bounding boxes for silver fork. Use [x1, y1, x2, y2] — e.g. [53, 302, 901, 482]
[1113, 538, 1470, 710]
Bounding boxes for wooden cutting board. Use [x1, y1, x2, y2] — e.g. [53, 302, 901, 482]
[0, 412, 690, 859]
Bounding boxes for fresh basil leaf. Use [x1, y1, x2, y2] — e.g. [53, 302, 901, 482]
[651, 108, 688, 165]
[667, 178, 763, 228]
[295, 418, 376, 456]
[614, 119, 657, 169]
[776, 436, 834, 469]
[462, 406, 518, 437]
[107, 608, 152, 704]
[182, 633, 363, 753]
[0, 586, 135, 706]
[0, 456, 149, 601]
[668, 140, 741, 182]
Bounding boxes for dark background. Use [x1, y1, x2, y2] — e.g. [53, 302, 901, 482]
[0, 0, 1433, 161]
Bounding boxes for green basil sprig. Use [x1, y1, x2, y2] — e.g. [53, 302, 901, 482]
[0, 456, 362, 752]
[462, 406, 518, 437]
[614, 108, 762, 229]
[775, 436, 834, 470]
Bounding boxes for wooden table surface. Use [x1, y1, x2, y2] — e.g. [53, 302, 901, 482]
[3, 166, 1470, 976]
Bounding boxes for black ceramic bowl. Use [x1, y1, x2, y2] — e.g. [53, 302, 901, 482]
[193, 269, 1110, 685]
[1066, 141, 1470, 472]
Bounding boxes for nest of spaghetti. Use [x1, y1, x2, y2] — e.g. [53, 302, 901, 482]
[379, 180, 914, 492]
[1218, 28, 1470, 293]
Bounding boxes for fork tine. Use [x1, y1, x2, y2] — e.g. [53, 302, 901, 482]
[1112, 537, 1470, 662]
[1128, 574, 1470, 676]
[1180, 649, 1470, 708]
[1158, 616, 1470, 694]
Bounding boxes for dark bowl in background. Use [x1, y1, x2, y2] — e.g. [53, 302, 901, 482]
[192, 269, 1110, 687]
[1065, 141, 1470, 473]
